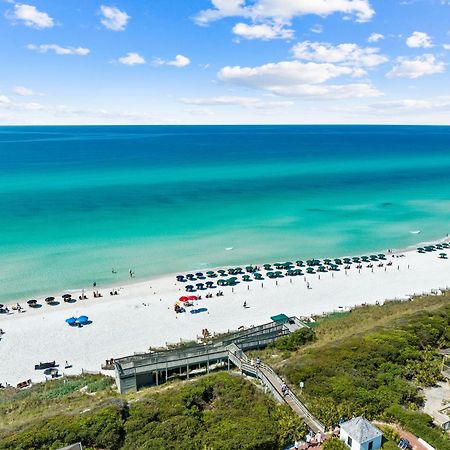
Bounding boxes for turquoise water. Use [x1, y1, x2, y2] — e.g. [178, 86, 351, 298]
[1, 125, 450, 302]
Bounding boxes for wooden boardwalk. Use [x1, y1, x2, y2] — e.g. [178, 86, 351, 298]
[227, 344, 325, 433]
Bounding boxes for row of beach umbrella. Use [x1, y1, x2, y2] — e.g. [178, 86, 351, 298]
[176, 253, 388, 284]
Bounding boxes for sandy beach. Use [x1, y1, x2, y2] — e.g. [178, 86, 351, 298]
[1, 244, 449, 387]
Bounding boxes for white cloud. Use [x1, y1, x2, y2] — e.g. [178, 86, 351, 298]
[406, 31, 433, 48]
[0, 95, 11, 106]
[218, 60, 381, 98]
[310, 24, 324, 34]
[180, 96, 294, 108]
[364, 97, 450, 114]
[117, 52, 146, 65]
[186, 107, 215, 116]
[195, 0, 375, 25]
[266, 83, 381, 98]
[292, 41, 388, 67]
[387, 54, 445, 79]
[181, 96, 260, 106]
[232, 22, 294, 40]
[443, 44, 450, 50]
[100, 5, 130, 31]
[155, 54, 191, 68]
[13, 86, 42, 96]
[11, 3, 54, 29]
[27, 44, 90, 56]
[368, 33, 384, 43]
[0, 95, 43, 111]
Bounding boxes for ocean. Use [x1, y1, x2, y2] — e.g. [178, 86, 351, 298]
[1, 125, 450, 302]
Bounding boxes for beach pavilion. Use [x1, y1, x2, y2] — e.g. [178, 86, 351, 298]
[339, 416, 383, 450]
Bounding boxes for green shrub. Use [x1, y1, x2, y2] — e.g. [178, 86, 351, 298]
[384, 405, 450, 450]
[270, 327, 316, 352]
[322, 437, 347, 450]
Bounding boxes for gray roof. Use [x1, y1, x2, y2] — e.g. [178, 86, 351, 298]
[57, 443, 82, 450]
[340, 417, 382, 443]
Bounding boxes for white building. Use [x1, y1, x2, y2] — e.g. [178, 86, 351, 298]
[339, 416, 383, 450]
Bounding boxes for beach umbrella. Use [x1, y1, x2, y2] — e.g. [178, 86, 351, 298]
[65, 317, 77, 325]
[195, 272, 204, 277]
[263, 264, 272, 270]
[179, 296, 189, 302]
[77, 315, 89, 324]
[205, 281, 213, 288]
[186, 274, 195, 280]
[296, 260, 304, 267]
[185, 285, 194, 292]
[196, 283, 204, 289]
[439, 253, 447, 259]
[45, 296, 55, 304]
[62, 294, 71, 299]
[0, 304, 4, 309]
[324, 259, 332, 264]
[27, 299, 37, 306]
[187, 295, 198, 301]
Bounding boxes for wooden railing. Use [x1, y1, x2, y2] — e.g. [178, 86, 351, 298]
[226, 344, 325, 433]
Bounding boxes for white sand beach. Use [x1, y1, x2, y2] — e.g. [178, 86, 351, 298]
[1, 246, 449, 387]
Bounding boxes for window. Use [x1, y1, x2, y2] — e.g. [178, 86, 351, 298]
[347, 436, 352, 447]
[368, 442, 373, 450]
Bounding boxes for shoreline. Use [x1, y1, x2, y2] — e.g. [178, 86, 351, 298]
[1, 238, 449, 387]
[3, 234, 448, 307]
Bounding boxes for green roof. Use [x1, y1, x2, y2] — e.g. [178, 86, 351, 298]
[270, 314, 289, 323]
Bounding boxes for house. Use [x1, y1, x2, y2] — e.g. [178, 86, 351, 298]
[340, 416, 383, 450]
[57, 443, 83, 450]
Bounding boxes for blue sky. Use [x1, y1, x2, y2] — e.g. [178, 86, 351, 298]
[1, 0, 450, 124]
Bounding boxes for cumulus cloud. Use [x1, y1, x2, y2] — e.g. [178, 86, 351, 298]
[292, 41, 388, 67]
[27, 44, 90, 56]
[443, 44, 450, 51]
[100, 5, 130, 31]
[11, 3, 54, 29]
[117, 52, 146, 65]
[13, 86, 42, 96]
[406, 31, 433, 48]
[368, 33, 384, 43]
[155, 54, 191, 67]
[232, 22, 294, 40]
[217, 60, 381, 98]
[195, 0, 375, 25]
[387, 54, 445, 79]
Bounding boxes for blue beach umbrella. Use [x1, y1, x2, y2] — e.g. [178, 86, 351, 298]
[65, 317, 77, 325]
[77, 315, 89, 324]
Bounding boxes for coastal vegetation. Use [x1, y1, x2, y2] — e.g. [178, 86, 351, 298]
[274, 294, 450, 450]
[0, 372, 305, 450]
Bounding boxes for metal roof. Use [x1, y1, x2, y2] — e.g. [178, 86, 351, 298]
[340, 417, 382, 443]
